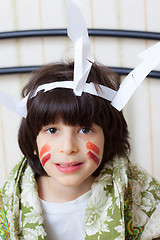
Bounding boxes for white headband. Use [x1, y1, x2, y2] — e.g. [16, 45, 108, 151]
[0, 0, 160, 118]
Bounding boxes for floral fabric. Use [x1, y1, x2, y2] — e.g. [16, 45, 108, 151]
[0, 159, 46, 240]
[85, 158, 160, 240]
[0, 157, 160, 240]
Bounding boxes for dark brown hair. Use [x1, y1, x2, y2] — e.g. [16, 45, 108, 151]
[18, 62, 130, 176]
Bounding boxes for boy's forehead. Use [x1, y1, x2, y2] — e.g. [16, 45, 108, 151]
[41, 118, 95, 127]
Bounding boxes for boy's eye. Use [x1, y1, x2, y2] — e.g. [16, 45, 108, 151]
[79, 128, 93, 134]
[46, 128, 58, 134]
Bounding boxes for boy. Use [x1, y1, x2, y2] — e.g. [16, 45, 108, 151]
[0, 62, 160, 240]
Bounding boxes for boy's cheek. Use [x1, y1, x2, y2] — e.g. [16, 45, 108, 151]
[86, 142, 100, 155]
[41, 153, 51, 167]
[39, 144, 51, 167]
[86, 142, 101, 166]
[87, 151, 100, 166]
[39, 144, 51, 158]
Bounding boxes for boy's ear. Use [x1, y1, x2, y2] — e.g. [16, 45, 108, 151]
[34, 150, 39, 156]
[34, 144, 39, 156]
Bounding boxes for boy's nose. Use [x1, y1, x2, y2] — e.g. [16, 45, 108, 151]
[60, 137, 78, 155]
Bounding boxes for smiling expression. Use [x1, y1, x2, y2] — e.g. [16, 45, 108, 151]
[36, 120, 104, 188]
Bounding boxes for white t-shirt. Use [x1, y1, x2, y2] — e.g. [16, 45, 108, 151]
[40, 191, 91, 240]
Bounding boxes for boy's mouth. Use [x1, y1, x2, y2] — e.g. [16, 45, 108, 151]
[56, 162, 83, 167]
[55, 162, 84, 173]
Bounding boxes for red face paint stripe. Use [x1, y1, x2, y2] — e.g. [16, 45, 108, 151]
[41, 153, 51, 167]
[87, 151, 100, 166]
[86, 142, 100, 155]
[40, 144, 51, 159]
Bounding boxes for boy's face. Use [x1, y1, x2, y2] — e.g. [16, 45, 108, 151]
[36, 119, 104, 188]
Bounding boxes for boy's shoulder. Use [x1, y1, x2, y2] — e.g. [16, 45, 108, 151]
[127, 158, 160, 197]
[127, 159, 160, 239]
[0, 190, 11, 239]
[88, 157, 160, 240]
[0, 158, 27, 240]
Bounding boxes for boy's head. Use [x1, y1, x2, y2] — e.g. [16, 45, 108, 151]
[18, 62, 130, 176]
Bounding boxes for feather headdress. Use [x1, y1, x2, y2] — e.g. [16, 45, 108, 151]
[0, 0, 160, 118]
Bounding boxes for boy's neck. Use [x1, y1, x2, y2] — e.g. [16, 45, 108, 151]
[36, 175, 94, 203]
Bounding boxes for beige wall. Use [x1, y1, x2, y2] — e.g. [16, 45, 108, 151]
[0, 0, 160, 187]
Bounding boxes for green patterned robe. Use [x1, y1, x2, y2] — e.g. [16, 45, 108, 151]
[0, 157, 160, 240]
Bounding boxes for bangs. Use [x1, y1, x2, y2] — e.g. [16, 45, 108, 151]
[27, 88, 107, 133]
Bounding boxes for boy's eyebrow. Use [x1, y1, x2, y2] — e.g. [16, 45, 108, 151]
[41, 123, 57, 128]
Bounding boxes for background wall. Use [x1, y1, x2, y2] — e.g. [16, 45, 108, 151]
[0, 0, 160, 187]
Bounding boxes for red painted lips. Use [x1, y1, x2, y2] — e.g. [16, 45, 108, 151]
[55, 162, 84, 173]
